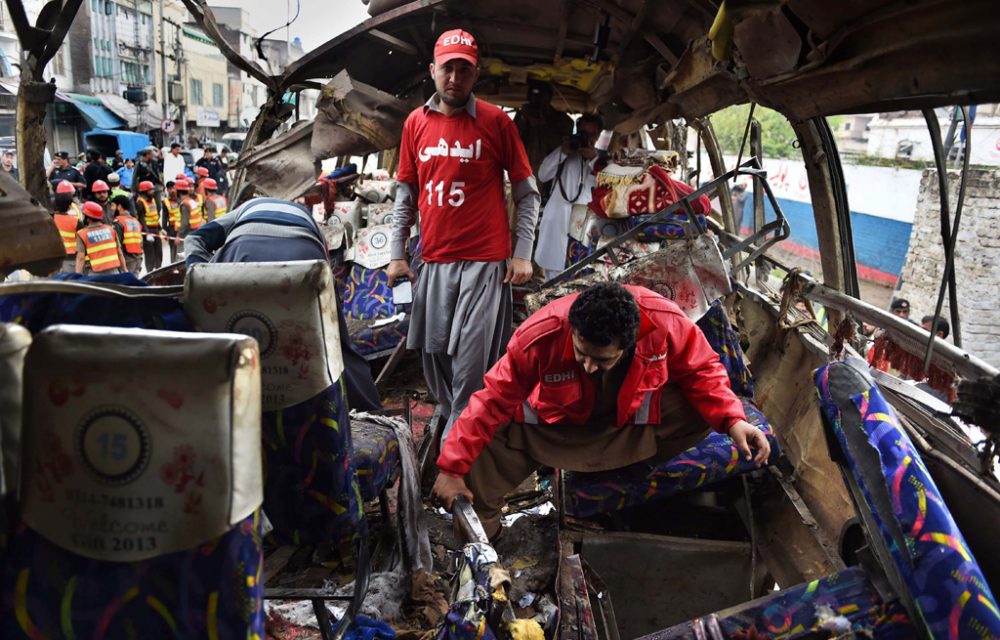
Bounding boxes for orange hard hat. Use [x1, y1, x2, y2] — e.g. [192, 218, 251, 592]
[195, 167, 209, 177]
[91, 180, 109, 193]
[203, 178, 217, 190]
[175, 173, 188, 181]
[82, 201, 104, 220]
[175, 180, 190, 191]
[56, 180, 75, 194]
[138, 180, 155, 192]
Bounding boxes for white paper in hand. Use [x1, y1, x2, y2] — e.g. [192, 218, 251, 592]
[392, 279, 413, 305]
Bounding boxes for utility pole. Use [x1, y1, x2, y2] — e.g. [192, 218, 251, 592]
[159, 0, 167, 125]
[174, 22, 186, 141]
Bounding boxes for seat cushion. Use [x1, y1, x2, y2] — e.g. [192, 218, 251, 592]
[0, 511, 264, 639]
[696, 302, 754, 398]
[564, 398, 778, 518]
[351, 419, 400, 501]
[815, 359, 1000, 640]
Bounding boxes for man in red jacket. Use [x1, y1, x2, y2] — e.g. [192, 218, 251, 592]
[433, 282, 770, 538]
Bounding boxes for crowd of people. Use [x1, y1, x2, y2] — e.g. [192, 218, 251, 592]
[43, 143, 231, 276]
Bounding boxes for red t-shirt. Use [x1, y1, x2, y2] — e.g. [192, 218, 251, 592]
[397, 98, 532, 263]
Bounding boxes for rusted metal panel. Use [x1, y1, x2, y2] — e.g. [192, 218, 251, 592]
[559, 553, 599, 640]
[0, 172, 64, 278]
[311, 71, 416, 161]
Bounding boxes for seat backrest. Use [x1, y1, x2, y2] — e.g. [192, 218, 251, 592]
[815, 358, 1000, 640]
[185, 260, 344, 412]
[0, 323, 30, 495]
[184, 260, 364, 545]
[2, 325, 264, 638]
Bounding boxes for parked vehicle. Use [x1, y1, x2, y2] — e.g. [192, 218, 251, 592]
[82, 129, 151, 161]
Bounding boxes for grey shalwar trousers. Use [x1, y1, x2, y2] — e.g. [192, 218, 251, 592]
[408, 260, 512, 438]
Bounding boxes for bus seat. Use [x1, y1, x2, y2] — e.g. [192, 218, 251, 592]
[649, 566, 915, 640]
[815, 358, 1000, 640]
[563, 397, 778, 518]
[335, 226, 420, 359]
[185, 260, 375, 545]
[351, 417, 401, 502]
[695, 302, 754, 399]
[0, 326, 264, 639]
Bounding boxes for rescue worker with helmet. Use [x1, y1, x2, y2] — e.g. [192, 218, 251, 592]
[202, 178, 227, 222]
[177, 179, 204, 241]
[136, 180, 165, 271]
[90, 179, 113, 223]
[194, 166, 210, 201]
[75, 201, 127, 275]
[111, 194, 144, 275]
[163, 180, 183, 263]
[51, 192, 82, 273]
[55, 179, 82, 218]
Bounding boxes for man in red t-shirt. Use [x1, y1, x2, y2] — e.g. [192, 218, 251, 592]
[388, 29, 541, 442]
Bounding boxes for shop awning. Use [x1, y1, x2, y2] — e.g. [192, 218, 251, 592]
[65, 93, 127, 130]
[97, 94, 165, 131]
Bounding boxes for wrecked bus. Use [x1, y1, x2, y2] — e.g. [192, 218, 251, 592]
[1, 1, 998, 639]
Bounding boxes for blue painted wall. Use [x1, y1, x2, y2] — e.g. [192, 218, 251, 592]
[737, 198, 912, 276]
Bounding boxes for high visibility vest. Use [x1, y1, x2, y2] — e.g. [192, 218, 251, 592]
[53, 214, 78, 255]
[165, 198, 181, 230]
[138, 196, 160, 229]
[117, 215, 143, 254]
[210, 194, 228, 217]
[110, 187, 130, 201]
[77, 224, 121, 272]
[185, 197, 204, 230]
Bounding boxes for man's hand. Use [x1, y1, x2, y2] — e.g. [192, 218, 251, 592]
[728, 419, 771, 467]
[386, 259, 416, 288]
[504, 257, 533, 285]
[432, 473, 473, 510]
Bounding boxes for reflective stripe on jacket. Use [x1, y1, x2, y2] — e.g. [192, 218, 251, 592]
[185, 197, 204, 230]
[139, 196, 160, 229]
[117, 215, 143, 254]
[211, 195, 228, 217]
[437, 285, 747, 477]
[78, 225, 121, 272]
[53, 214, 78, 254]
[165, 198, 181, 230]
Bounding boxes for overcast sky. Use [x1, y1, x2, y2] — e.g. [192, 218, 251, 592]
[208, 0, 372, 53]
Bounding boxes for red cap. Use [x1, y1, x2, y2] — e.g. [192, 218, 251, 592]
[56, 180, 75, 194]
[175, 180, 190, 191]
[203, 178, 218, 190]
[91, 180, 109, 193]
[196, 166, 210, 176]
[175, 173, 187, 181]
[82, 201, 104, 220]
[138, 180, 155, 192]
[434, 29, 478, 66]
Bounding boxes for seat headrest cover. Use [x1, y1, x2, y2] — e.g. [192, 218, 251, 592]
[0, 323, 31, 494]
[184, 259, 345, 410]
[354, 224, 393, 270]
[608, 234, 731, 321]
[20, 325, 262, 562]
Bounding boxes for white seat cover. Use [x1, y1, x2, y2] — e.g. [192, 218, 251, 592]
[184, 259, 345, 411]
[0, 323, 31, 494]
[20, 326, 262, 561]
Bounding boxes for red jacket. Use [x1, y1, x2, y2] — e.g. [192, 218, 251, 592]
[438, 286, 747, 477]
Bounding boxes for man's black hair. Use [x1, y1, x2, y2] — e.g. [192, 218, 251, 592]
[921, 315, 950, 339]
[111, 195, 132, 211]
[53, 193, 73, 213]
[568, 282, 640, 350]
[577, 112, 604, 131]
[170, 142, 181, 149]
